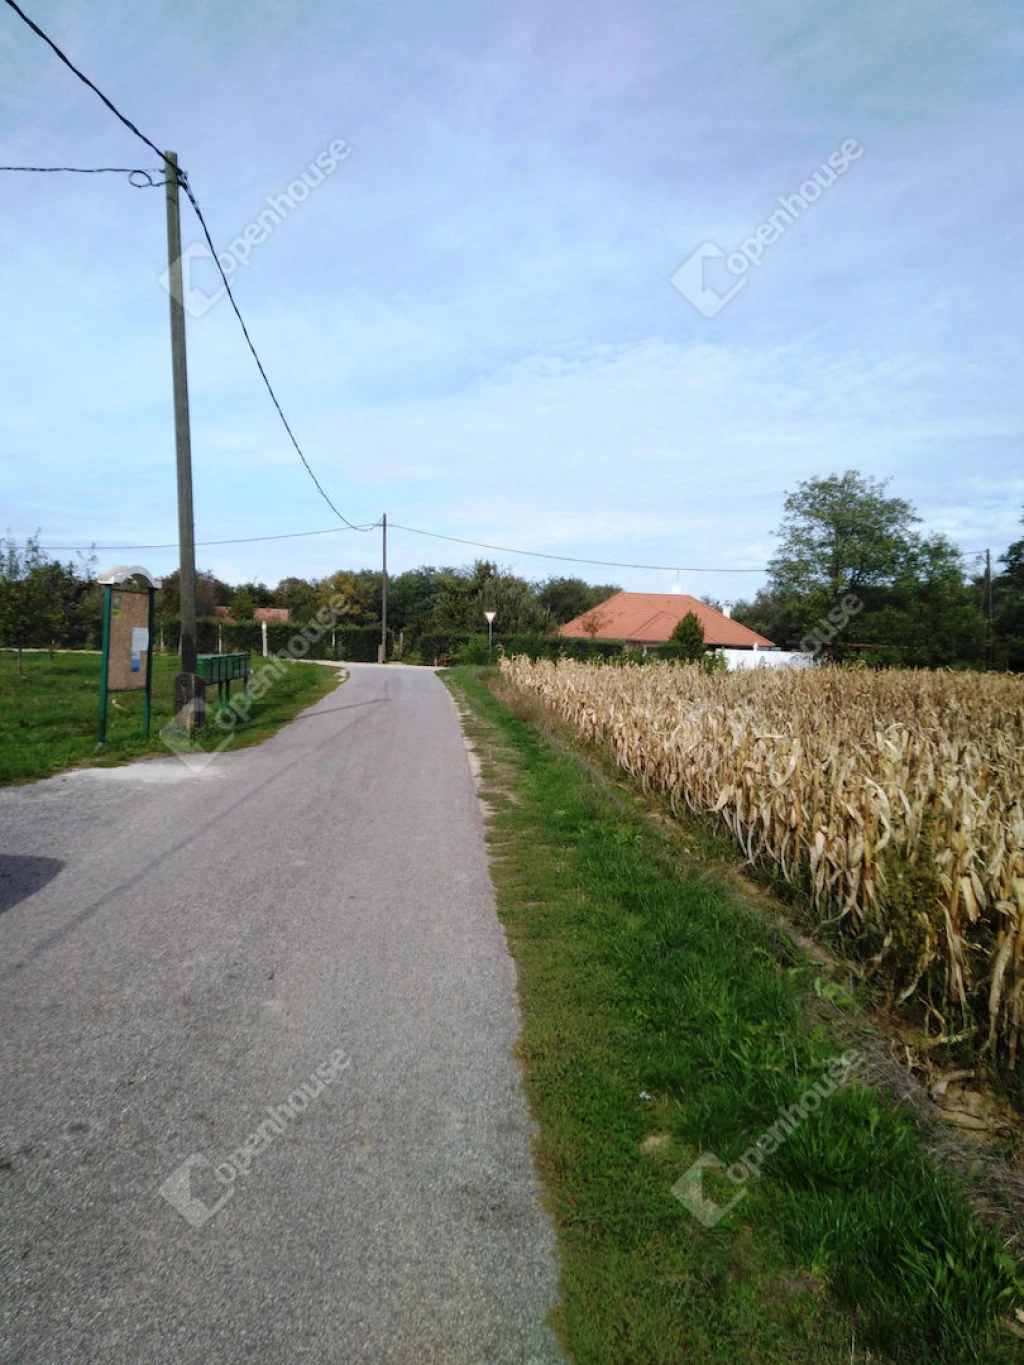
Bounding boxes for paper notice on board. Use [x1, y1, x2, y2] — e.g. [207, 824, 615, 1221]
[131, 627, 150, 654]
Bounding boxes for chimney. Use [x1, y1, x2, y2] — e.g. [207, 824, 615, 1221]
[722, 603, 732, 618]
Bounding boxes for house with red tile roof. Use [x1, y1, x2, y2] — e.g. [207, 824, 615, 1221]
[558, 592, 774, 650]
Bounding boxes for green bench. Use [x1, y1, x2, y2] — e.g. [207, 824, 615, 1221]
[196, 652, 251, 710]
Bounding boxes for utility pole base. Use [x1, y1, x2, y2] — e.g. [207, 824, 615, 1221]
[174, 672, 206, 730]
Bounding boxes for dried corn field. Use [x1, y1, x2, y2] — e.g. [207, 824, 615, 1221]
[500, 656, 1024, 1065]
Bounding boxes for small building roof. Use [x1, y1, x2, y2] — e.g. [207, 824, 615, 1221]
[558, 592, 774, 648]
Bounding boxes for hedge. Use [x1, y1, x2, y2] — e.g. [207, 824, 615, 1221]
[155, 620, 637, 667]
[156, 618, 381, 662]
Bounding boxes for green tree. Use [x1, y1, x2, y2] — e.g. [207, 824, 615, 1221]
[663, 611, 705, 662]
[0, 534, 61, 673]
[230, 588, 256, 621]
[428, 561, 554, 635]
[994, 507, 1024, 670]
[234, 580, 274, 608]
[274, 576, 318, 622]
[156, 570, 230, 621]
[536, 577, 620, 625]
[769, 471, 919, 610]
[387, 567, 444, 633]
[855, 536, 986, 667]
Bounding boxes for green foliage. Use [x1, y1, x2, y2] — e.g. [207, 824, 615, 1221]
[429, 560, 555, 635]
[701, 647, 728, 674]
[156, 569, 232, 620]
[771, 470, 920, 601]
[662, 610, 705, 662]
[454, 633, 494, 665]
[536, 576, 620, 625]
[995, 508, 1024, 670]
[733, 472, 1004, 667]
[229, 587, 256, 621]
[273, 575, 318, 621]
[0, 534, 99, 669]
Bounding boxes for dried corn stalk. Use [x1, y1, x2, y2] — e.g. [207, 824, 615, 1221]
[501, 656, 1024, 1063]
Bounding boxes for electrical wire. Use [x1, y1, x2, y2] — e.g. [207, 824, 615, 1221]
[0, 165, 170, 186]
[38, 526, 379, 553]
[175, 175, 376, 532]
[1, 0, 166, 162]
[35, 523, 770, 573]
[32, 524, 996, 576]
[386, 523, 767, 572]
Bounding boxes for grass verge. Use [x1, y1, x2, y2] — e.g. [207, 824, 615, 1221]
[444, 666, 1024, 1365]
[0, 650, 343, 785]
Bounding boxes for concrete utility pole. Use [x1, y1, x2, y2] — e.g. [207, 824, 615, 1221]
[380, 513, 388, 664]
[164, 150, 203, 728]
[986, 548, 994, 670]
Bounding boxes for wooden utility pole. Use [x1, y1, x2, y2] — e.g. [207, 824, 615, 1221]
[985, 548, 994, 670]
[164, 150, 203, 727]
[380, 513, 388, 663]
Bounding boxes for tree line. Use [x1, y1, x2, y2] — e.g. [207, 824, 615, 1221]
[729, 472, 1024, 670]
[3, 471, 1022, 670]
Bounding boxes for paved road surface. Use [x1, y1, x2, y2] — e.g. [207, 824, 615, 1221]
[0, 664, 563, 1364]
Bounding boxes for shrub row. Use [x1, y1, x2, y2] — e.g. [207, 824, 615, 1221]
[157, 618, 381, 662]
[156, 620, 691, 667]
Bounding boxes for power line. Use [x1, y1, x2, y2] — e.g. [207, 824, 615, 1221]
[2, 0, 370, 534]
[175, 176, 374, 532]
[1, 0, 166, 161]
[386, 523, 767, 572]
[30, 523, 997, 575]
[34, 523, 771, 573]
[37, 525, 380, 553]
[0, 164, 170, 187]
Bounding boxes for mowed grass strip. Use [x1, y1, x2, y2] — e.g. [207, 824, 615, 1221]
[444, 667, 1024, 1365]
[0, 650, 342, 785]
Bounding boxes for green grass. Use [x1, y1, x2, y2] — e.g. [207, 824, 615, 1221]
[444, 666, 1024, 1365]
[0, 649, 343, 785]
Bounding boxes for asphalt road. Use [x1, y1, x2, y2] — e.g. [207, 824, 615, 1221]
[0, 664, 563, 1364]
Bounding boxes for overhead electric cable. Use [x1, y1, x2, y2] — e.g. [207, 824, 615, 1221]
[175, 176, 375, 532]
[387, 523, 768, 572]
[33, 523, 995, 574]
[1, 0, 166, 161]
[36, 523, 770, 573]
[0, 165, 168, 187]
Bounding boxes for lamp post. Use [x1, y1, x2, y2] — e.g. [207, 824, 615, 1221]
[484, 610, 496, 658]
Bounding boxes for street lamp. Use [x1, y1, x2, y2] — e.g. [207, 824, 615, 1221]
[484, 610, 496, 656]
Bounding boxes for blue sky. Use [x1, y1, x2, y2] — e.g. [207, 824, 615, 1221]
[2, 0, 1021, 600]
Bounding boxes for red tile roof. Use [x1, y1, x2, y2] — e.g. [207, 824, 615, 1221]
[213, 606, 291, 623]
[558, 593, 774, 648]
